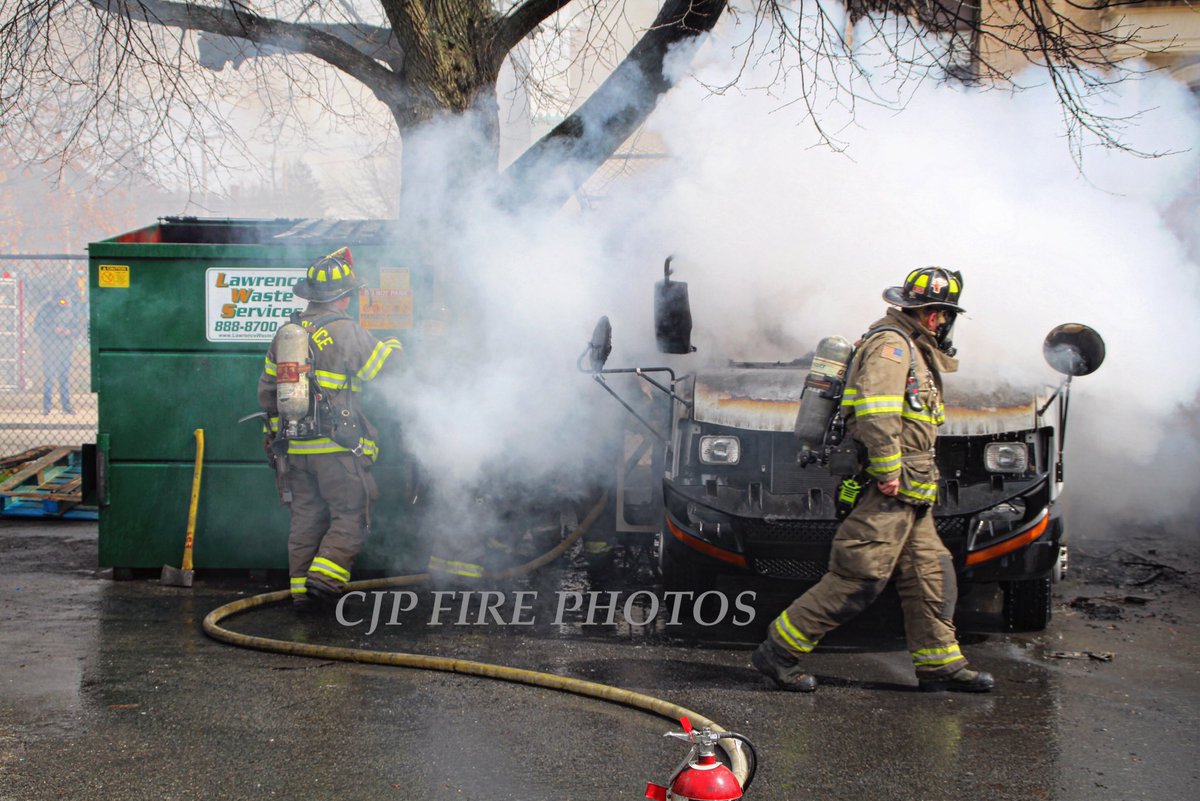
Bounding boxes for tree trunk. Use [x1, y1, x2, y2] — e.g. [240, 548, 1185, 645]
[385, 0, 504, 221]
[393, 86, 501, 240]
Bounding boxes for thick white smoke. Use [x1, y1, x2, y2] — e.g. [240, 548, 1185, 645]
[387, 7, 1200, 545]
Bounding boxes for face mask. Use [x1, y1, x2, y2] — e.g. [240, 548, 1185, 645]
[935, 311, 957, 356]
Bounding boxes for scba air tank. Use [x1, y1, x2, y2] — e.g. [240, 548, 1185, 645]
[794, 335, 854, 458]
[274, 321, 312, 425]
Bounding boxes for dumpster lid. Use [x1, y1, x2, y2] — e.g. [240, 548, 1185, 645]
[108, 217, 397, 246]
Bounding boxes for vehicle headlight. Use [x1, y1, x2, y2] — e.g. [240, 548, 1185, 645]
[968, 499, 1026, 549]
[984, 442, 1028, 473]
[699, 435, 741, 465]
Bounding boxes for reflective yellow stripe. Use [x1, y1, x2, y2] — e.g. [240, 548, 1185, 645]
[264, 357, 277, 377]
[843, 391, 903, 410]
[911, 645, 963, 667]
[584, 541, 611, 554]
[313, 369, 354, 390]
[358, 339, 401, 382]
[898, 481, 938, 503]
[901, 408, 939, 424]
[850, 394, 904, 417]
[287, 437, 347, 455]
[309, 565, 346, 583]
[486, 537, 513, 553]
[867, 451, 902, 475]
[310, 557, 350, 582]
[773, 612, 818, 653]
[428, 556, 484, 578]
[290, 577, 307, 595]
[856, 405, 903, 416]
[286, 437, 378, 460]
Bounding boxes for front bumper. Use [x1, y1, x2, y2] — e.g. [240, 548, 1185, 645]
[662, 480, 1062, 585]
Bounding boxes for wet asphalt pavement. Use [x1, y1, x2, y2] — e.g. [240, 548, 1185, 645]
[1, 520, 1197, 801]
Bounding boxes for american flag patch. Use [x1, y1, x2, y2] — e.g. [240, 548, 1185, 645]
[881, 345, 904, 363]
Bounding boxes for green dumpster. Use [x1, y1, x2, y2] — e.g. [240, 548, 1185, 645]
[88, 217, 427, 573]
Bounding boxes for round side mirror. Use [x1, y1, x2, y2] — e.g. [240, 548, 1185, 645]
[588, 316, 613, 372]
[1043, 323, 1105, 377]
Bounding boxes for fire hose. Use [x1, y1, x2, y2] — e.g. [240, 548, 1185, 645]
[202, 491, 751, 785]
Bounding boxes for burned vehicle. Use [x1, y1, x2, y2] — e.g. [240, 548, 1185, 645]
[582, 263, 1105, 631]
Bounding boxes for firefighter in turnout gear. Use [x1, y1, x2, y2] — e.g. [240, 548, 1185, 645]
[753, 267, 995, 693]
[258, 247, 402, 610]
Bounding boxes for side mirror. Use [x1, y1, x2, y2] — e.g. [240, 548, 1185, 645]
[1043, 324, 1105, 377]
[654, 256, 694, 355]
[587, 316, 613, 372]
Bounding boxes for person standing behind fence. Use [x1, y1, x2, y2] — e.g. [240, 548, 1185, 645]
[34, 293, 76, 415]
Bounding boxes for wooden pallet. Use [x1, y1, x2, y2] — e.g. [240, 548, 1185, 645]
[0, 446, 94, 518]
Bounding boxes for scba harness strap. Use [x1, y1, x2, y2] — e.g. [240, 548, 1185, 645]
[287, 311, 366, 454]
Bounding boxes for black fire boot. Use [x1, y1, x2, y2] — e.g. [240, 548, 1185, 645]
[918, 667, 995, 693]
[305, 582, 342, 609]
[291, 596, 317, 615]
[751, 640, 817, 692]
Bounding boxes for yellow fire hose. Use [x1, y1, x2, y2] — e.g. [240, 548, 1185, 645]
[202, 491, 750, 783]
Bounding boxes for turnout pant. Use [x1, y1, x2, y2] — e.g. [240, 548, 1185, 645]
[285, 452, 373, 599]
[768, 483, 967, 678]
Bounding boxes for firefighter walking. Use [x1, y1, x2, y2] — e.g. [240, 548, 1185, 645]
[753, 267, 994, 693]
[258, 247, 402, 610]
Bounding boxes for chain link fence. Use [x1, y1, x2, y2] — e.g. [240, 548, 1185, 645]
[0, 255, 95, 459]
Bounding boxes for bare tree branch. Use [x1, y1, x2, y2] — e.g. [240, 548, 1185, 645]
[502, 0, 727, 207]
[493, 0, 575, 65]
[0, 0, 1180, 219]
[86, 0, 410, 109]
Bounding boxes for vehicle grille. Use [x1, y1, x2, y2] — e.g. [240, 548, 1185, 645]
[741, 519, 840, 543]
[935, 517, 967, 538]
[746, 515, 971, 581]
[752, 558, 829, 580]
[745, 516, 965, 542]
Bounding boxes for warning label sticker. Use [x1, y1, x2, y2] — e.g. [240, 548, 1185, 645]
[358, 267, 413, 331]
[98, 264, 130, 288]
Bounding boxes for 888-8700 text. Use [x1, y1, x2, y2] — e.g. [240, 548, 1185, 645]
[213, 320, 281, 334]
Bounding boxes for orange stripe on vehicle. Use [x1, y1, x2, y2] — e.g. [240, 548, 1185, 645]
[965, 511, 1050, 567]
[665, 517, 748, 569]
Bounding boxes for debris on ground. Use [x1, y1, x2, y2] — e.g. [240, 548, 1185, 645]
[1047, 650, 1115, 662]
[1071, 542, 1196, 593]
[1068, 596, 1126, 621]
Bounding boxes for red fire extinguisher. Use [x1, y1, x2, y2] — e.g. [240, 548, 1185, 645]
[645, 717, 758, 801]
